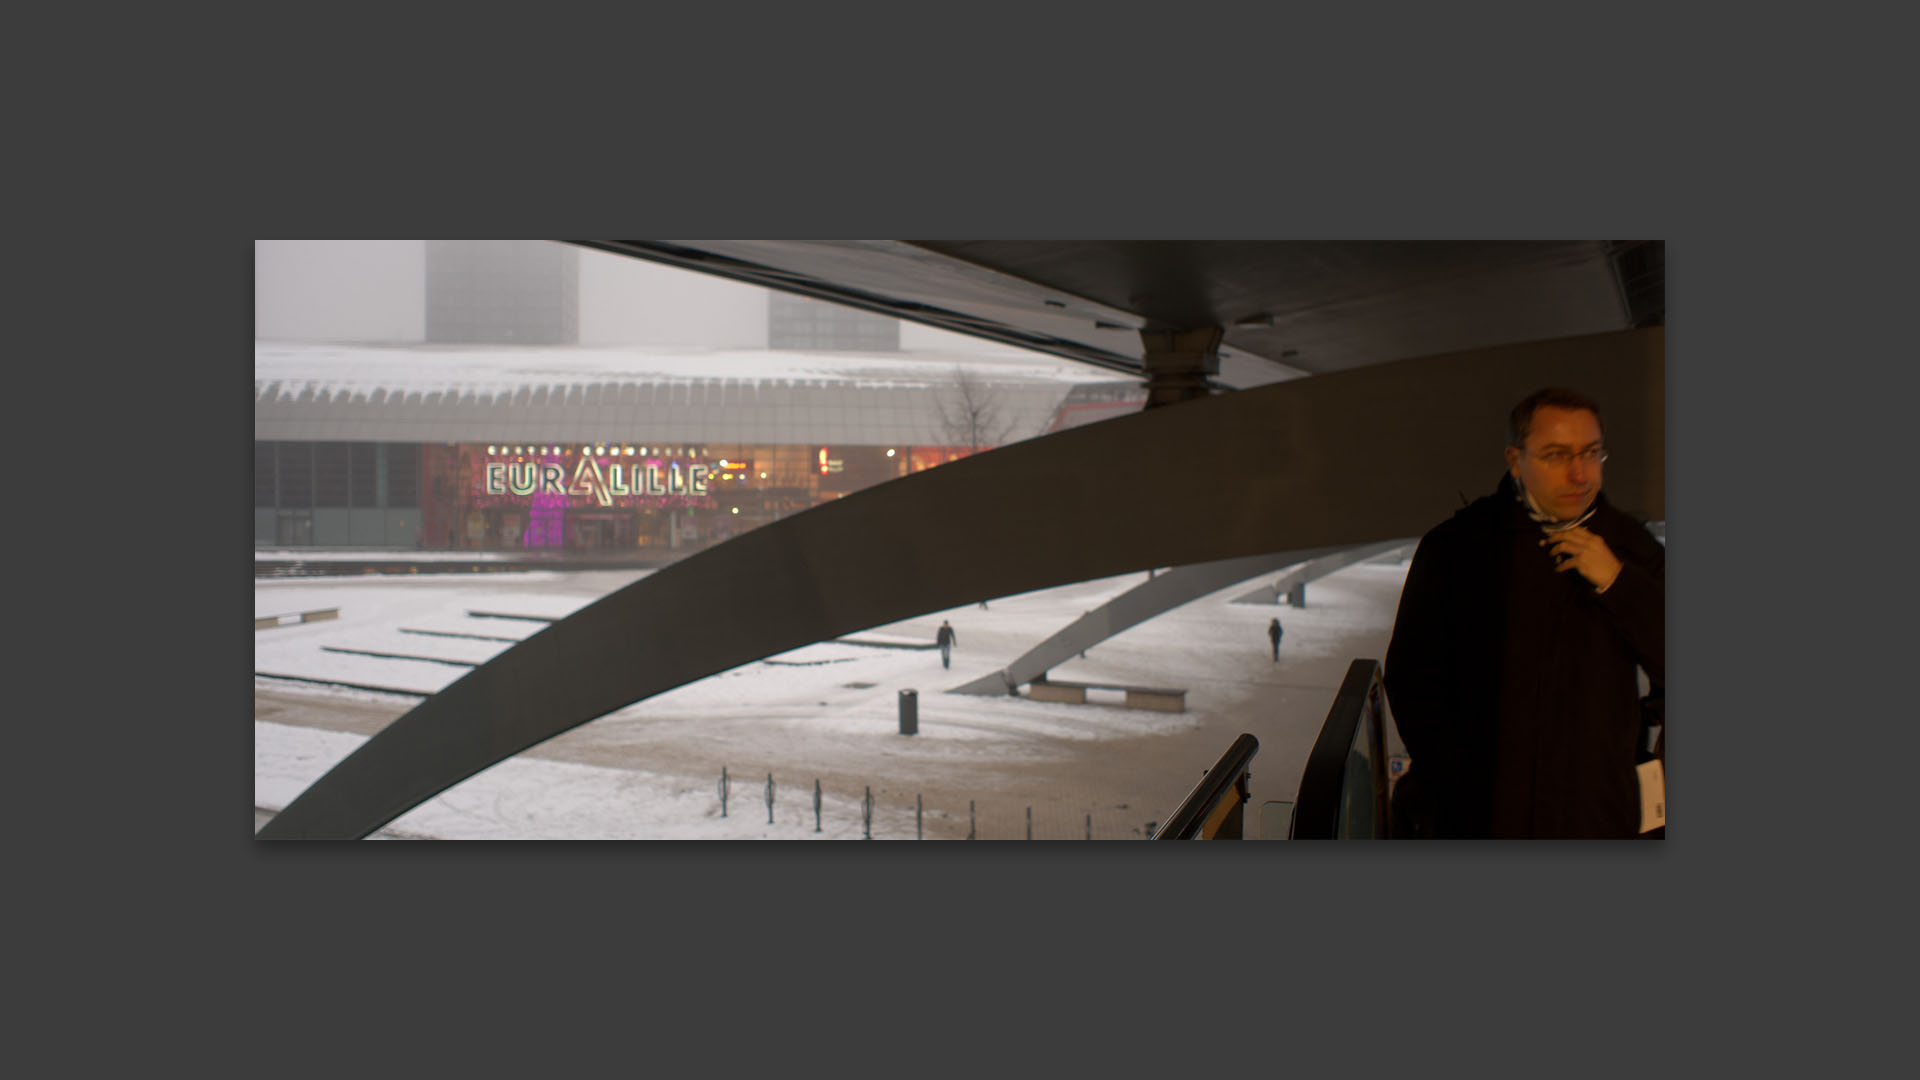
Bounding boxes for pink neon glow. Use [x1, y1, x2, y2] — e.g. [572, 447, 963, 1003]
[523, 452, 566, 549]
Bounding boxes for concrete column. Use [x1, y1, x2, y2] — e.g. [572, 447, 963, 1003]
[1139, 327, 1223, 409]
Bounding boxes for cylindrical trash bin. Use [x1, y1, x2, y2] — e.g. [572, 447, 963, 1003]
[898, 689, 918, 735]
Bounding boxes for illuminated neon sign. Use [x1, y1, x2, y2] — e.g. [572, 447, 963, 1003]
[482, 455, 710, 506]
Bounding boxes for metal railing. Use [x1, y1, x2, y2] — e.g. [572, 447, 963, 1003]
[1292, 659, 1393, 839]
[1151, 733, 1259, 840]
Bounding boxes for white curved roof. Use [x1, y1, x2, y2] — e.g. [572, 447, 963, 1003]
[254, 341, 1108, 446]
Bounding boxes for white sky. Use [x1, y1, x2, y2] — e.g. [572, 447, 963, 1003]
[253, 240, 1059, 359]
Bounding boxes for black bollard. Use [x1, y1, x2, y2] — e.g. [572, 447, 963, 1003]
[813, 779, 822, 833]
[917, 794, 923, 840]
[766, 773, 775, 825]
[898, 688, 918, 735]
[863, 786, 872, 840]
[968, 800, 975, 840]
[1026, 806, 1032, 840]
[719, 766, 728, 818]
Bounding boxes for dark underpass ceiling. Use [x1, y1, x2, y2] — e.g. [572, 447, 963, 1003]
[572, 240, 1660, 389]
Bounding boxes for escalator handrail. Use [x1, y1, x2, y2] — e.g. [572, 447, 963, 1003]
[1292, 659, 1390, 838]
[1152, 732, 1259, 840]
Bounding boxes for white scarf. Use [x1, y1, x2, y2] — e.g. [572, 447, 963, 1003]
[1516, 479, 1596, 534]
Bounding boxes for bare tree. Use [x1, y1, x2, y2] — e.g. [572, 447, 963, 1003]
[935, 365, 1014, 452]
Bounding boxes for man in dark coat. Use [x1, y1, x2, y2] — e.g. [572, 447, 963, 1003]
[1384, 387, 1664, 838]
[1267, 617, 1283, 661]
[935, 620, 957, 669]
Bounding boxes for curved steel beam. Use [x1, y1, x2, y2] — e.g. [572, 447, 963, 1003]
[1229, 540, 1416, 605]
[947, 550, 1339, 696]
[258, 327, 1662, 839]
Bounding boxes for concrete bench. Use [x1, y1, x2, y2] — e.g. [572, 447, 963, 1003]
[833, 635, 938, 651]
[254, 607, 339, 631]
[1026, 677, 1187, 713]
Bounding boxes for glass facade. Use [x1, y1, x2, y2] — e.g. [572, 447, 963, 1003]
[254, 440, 424, 548]
[425, 240, 580, 345]
[767, 292, 900, 350]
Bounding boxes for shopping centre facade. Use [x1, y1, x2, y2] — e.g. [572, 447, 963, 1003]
[253, 340, 1143, 553]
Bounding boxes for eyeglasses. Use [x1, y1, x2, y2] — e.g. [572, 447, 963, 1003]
[1522, 447, 1608, 468]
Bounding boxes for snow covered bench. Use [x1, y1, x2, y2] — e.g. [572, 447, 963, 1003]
[834, 634, 938, 651]
[254, 607, 339, 631]
[1025, 676, 1187, 713]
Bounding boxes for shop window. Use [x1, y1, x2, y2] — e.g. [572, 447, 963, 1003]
[350, 443, 378, 508]
[277, 442, 312, 507]
[314, 442, 350, 507]
[386, 443, 420, 507]
[254, 443, 277, 507]
[275, 509, 313, 546]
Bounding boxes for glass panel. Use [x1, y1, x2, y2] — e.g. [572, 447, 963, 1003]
[1337, 706, 1377, 839]
[768, 292, 899, 350]
[275, 509, 312, 546]
[311, 507, 351, 545]
[277, 443, 311, 507]
[348, 508, 385, 546]
[425, 241, 579, 345]
[254, 442, 277, 507]
[385, 443, 420, 507]
[349, 443, 377, 508]
[313, 442, 350, 507]
[385, 508, 421, 547]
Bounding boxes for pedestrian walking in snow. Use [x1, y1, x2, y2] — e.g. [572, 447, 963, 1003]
[1268, 617, 1283, 661]
[936, 620, 957, 669]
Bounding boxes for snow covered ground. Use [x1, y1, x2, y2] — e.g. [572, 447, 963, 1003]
[256, 555, 1413, 840]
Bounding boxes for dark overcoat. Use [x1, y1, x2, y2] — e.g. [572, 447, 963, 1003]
[1384, 474, 1664, 838]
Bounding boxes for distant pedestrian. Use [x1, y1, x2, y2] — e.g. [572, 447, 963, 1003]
[1268, 617, 1283, 661]
[936, 620, 957, 669]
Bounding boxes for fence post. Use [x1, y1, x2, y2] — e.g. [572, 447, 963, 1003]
[814, 779, 822, 833]
[1026, 806, 1032, 841]
[766, 772, 775, 825]
[863, 786, 872, 840]
[917, 794, 923, 840]
[719, 766, 728, 818]
[968, 800, 975, 841]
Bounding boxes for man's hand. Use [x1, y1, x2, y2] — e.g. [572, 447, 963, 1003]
[1542, 526, 1623, 592]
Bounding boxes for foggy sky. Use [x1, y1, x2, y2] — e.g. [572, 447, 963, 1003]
[254, 240, 1010, 355]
